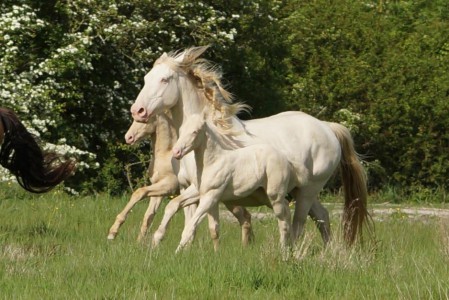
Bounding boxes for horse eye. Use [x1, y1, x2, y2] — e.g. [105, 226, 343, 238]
[161, 77, 169, 84]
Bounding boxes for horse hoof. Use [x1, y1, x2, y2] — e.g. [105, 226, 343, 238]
[107, 233, 116, 240]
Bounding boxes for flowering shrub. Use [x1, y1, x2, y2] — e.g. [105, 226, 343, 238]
[0, 1, 249, 193]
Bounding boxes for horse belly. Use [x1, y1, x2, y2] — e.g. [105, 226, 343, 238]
[222, 188, 271, 207]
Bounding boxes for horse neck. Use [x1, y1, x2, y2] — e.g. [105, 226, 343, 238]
[153, 114, 177, 165]
[171, 77, 207, 131]
[194, 125, 225, 174]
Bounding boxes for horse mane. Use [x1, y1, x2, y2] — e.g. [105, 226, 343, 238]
[0, 107, 76, 193]
[156, 46, 251, 135]
[203, 115, 245, 150]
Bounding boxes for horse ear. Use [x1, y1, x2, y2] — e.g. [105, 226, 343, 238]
[175, 46, 209, 64]
[161, 52, 168, 59]
[175, 52, 186, 63]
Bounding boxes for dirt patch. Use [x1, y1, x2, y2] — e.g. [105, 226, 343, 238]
[220, 205, 449, 223]
[369, 206, 449, 220]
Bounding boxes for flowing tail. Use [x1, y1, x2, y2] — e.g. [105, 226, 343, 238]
[0, 107, 76, 193]
[327, 122, 372, 246]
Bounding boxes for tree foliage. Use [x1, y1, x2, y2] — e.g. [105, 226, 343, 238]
[282, 0, 449, 189]
[1, 0, 448, 193]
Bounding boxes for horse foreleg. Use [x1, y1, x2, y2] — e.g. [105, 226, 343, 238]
[152, 185, 199, 247]
[271, 196, 292, 255]
[224, 204, 254, 246]
[182, 204, 198, 245]
[107, 188, 152, 240]
[207, 203, 220, 251]
[137, 196, 163, 242]
[183, 204, 197, 226]
[107, 180, 175, 240]
[175, 190, 221, 253]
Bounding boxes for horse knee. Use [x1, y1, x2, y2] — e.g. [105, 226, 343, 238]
[272, 200, 289, 218]
[209, 227, 219, 241]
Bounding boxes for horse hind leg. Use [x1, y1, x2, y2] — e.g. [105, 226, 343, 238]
[137, 196, 163, 242]
[224, 204, 254, 246]
[291, 187, 320, 243]
[308, 200, 331, 245]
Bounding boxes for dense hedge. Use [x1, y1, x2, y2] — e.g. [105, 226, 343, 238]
[1, 0, 448, 193]
[278, 0, 449, 189]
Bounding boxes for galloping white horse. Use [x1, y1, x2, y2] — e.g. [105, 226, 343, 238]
[172, 113, 294, 252]
[130, 47, 369, 246]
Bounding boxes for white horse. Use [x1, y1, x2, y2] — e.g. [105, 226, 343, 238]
[130, 46, 370, 246]
[172, 113, 294, 252]
[108, 112, 256, 246]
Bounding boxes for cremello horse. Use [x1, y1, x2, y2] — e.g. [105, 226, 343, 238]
[108, 112, 255, 246]
[0, 107, 75, 193]
[130, 47, 369, 246]
[172, 113, 294, 252]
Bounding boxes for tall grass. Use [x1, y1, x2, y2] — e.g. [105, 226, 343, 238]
[1, 186, 448, 299]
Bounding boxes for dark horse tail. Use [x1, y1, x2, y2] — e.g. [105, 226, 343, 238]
[0, 107, 76, 193]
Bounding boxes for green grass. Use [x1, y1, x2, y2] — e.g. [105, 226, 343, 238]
[1, 186, 449, 299]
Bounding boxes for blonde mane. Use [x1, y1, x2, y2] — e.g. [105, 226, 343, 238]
[155, 46, 250, 134]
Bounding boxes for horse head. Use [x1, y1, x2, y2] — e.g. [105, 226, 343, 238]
[125, 116, 157, 145]
[130, 47, 209, 122]
[172, 114, 206, 160]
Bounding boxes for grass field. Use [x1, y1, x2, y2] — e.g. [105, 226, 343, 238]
[1, 185, 448, 299]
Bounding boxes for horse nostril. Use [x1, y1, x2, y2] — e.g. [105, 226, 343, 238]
[173, 148, 182, 159]
[125, 134, 134, 144]
[137, 107, 146, 116]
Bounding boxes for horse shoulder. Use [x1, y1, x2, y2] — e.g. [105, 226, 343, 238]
[225, 148, 264, 187]
[202, 158, 228, 183]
